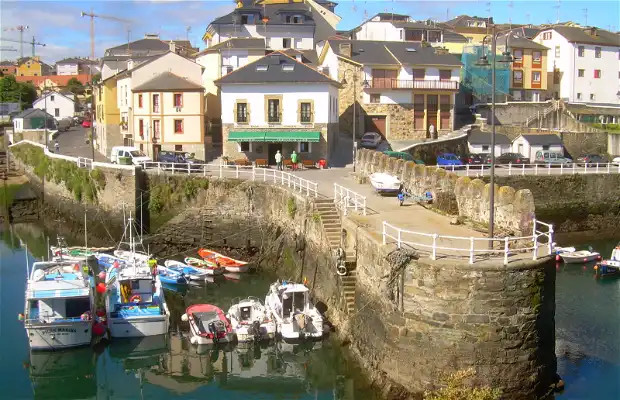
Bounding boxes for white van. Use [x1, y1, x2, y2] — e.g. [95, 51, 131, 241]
[110, 146, 151, 165]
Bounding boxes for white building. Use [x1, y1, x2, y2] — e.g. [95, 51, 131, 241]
[534, 25, 620, 105]
[12, 108, 56, 133]
[216, 51, 341, 163]
[203, 0, 340, 51]
[511, 134, 564, 161]
[55, 58, 80, 75]
[352, 13, 444, 43]
[33, 91, 75, 120]
[467, 130, 511, 156]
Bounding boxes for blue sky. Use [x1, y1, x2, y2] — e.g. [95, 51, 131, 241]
[1, 0, 618, 64]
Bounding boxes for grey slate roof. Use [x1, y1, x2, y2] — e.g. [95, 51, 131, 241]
[132, 72, 203, 92]
[210, 2, 315, 26]
[56, 57, 82, 64]
[215, 52, 338, 86]
[468, 130, 511, 145]
[106, 38, 170, 54]
[520, 134, 563, 146]
[443, 31, 469, 43]
[549, 26, 619, 47]
[281, 48, 318, 65]
[196, 38, 266, 56]
[328, 40, 462, 66]
[444, 15, 493, 27]
[14, 108, 54, 119]
[499, 34, 549, 50]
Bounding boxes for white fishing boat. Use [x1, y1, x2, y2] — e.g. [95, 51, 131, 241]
[227, 297, 276, 342]
[369, 172, 401, 194]
[264, 281, 324, 340]
[560, 249, 601, 264]
[114, 249, 150, 265]
[23, 261, 94, 350]
[105, 216, 170, 338]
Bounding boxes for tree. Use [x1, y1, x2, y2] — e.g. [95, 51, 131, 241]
[66, 77, 85, 95]
[0, 75, 37, 109]
[91, 73, 101, 84]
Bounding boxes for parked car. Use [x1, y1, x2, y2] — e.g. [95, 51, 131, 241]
[110, 146, 151, 166]
[576, 154, 607, 166]
[612, 156, 620, 166]
[158, 150, 200, 168]
[534, 151, 572, 165]
[495, 152, 530, 165]
[461, 153, 491, 165]
[57, 118, 72, 132]
[360, 132, 383, 149]
[81, 120, 92, 128]
[436, 153, 463, 166]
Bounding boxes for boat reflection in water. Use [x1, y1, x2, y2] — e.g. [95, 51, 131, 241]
[141, 334, 356, 398]
[28, 347, 96, 399]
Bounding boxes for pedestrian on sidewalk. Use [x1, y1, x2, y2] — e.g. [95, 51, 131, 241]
[291, 150, 298, 170]
[275, 150, 283, 170]
[54, 141, 60, 153]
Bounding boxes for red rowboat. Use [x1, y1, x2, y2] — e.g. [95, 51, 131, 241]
[198, 249, 250, 273]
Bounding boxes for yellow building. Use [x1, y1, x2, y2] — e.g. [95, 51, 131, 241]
[499, 37, 549, 102]
[95, 75, 122, 157]
[16, 57, 52, 77]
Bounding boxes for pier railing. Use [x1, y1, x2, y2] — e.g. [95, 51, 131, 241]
[381, 219, 553, 265]
[333, 183, 367, 215]
[437, 162, 620, 177]
[140, 161, 319, 198]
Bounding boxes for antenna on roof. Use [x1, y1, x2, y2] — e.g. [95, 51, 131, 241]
[186, 26, 191, 41]
[508, 1, 513, 26]
[582, 8, 588, 26]
[446, 8, 449, 21]
[554, 0, 561, 24]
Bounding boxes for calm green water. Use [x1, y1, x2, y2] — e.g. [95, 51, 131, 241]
[0, 223, 377, 400]
[2, 223, 619, 399]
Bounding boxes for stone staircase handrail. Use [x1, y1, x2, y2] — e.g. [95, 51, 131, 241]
[333, 183, 367, 216]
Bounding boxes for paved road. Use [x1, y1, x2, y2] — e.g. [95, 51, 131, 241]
[49, 126, 108, 162]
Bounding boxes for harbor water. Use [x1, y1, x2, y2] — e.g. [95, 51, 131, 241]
[1, 223, 619, 399]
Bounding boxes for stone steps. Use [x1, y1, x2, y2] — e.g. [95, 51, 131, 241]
[340, 270, 357, 314]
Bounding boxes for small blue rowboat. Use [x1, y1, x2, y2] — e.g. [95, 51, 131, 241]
[164, 260, 210, 281]
[95, 254, 127, 269]
[156, 265, 189, 285]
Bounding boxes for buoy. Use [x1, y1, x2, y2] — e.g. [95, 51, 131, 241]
[96, 283, 106, 294]
[98, 271, 106, 280]
[113, 260, 120, 269]
[96, 308, 106, 318]
[594, 265, 598, 270]
[92, 323, 105, 336]
[74, 263, 80, 271]
[17, 313, 24, 321]
[555, 254, 560, 261]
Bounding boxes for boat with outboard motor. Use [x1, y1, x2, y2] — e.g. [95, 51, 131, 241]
[164, 260, 211, 281]
[156, 265, 189, 286]
[369, 172, 401, 194]
[560, 249, 601, 264]
[595, 244, 620, 278]
[197, 249, 250, 273]
[182, 304, 235, 345]
[22, 260, 94, 350]
[227, 297, 276, 342]
[264, 281, 324, 340]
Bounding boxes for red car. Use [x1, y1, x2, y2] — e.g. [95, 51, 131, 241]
[82, 120, 92, 128]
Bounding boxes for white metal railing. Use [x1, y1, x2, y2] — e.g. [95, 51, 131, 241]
[381, 219, 553, 265]
[140, 161, 319, 198]
[437, 162, 620, 177]
[525, 100, 558, 127]
[77, 157, 92, 169]
[333, 183, 367, 216]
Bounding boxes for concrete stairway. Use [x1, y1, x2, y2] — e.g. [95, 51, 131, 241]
[314, 198, 357, 314]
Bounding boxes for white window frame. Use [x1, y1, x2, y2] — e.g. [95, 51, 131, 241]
[554, 46, 560, 58]
[532, 71, 541, 82]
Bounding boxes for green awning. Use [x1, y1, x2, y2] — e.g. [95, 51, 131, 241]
[228, 131, 320, 142]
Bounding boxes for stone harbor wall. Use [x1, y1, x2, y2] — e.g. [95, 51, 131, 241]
[356, 149, 536, 235]
[339, 216, 557, 399]
[492, 174, 620, 233]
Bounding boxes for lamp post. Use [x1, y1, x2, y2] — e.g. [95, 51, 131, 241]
[341, 68, 369, 172]
[475, 25, 513, 248]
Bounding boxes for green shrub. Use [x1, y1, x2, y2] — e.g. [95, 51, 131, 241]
[424, 368, 501, 400]
[90, 168, 106, 189]
[287, 196, 297, 219]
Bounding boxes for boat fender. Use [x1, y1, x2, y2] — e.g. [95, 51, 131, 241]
[181, 313, 188, 322]
[555, 254, 560, 261]
[130, 295, 142, 303]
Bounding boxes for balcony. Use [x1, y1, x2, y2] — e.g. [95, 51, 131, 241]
[369, 79, 459, 90]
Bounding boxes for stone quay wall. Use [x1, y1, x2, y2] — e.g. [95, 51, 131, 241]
[357, 149, 536, 235]
[492, 174, 620, 233]
[340, 216, 556, 399]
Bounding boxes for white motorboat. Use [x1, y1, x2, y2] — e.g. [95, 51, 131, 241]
[104, 216, 169, 338]
[560, 250, 601, 264]
[264, 281, 324, 340]
[164, 260, 210, 281]
[23, 261, 93, 350]
[181, 304, 235, 345]
[369, 172, 401, 194]
[227, 297, 276, 342]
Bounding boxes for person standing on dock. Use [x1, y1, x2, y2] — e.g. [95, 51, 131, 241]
[275, 150, 283, 170]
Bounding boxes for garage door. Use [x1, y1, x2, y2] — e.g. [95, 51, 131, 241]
[366, 115, 387, 137]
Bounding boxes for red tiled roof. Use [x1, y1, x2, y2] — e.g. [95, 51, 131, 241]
[16, 74, 90, 87]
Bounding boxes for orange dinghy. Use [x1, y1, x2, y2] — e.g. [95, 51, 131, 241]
[198, 249, 250, 273]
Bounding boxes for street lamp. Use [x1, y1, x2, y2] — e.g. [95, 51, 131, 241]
[341, 68, 369, 172]
[475, 26, 513, 248]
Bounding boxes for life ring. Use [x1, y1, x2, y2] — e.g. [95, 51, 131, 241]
[130, 295, 142, 303]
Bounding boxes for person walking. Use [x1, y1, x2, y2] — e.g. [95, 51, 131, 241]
[54, 140, 60, 153]
[290, 150, 298, 171]
[275, 150, 283, 170]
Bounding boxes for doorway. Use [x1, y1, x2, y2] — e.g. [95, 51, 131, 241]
[426, 95, 438, 138]
[365, 115, 387, 137]
[267, 143, 282, 165]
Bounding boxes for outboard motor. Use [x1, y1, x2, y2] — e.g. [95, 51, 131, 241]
[250, 320, 261, 338]
[208, 321, 218, 342]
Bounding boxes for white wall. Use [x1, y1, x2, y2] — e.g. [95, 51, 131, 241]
[13, 118, 23, 133]
[355, 21, 402, 41]
[221, 83, 336, 126]
[33, 93, 74, 120]
[512, 136, 564, 160]
[216, 25, 315, 50]
[468, 143, 510, 156]
[56, 63, 78, 76]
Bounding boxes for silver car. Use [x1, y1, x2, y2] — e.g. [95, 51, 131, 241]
[534, 151, 572, 165]
[360, 132, 383, 149]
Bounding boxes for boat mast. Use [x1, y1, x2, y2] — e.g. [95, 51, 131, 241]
[128, 213, 136, 274]
[84, 210, 88, 250]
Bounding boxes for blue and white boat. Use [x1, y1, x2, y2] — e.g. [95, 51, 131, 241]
[105, 216, 170, 338]
[95, 253, 127, 269]
[164, 260, 210, 281]
[23, 261, 94, 350]
[156, 265, 189, 286]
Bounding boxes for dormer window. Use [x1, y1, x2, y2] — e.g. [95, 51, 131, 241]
[241, 14, 254, 24]
[285, 15, 304, 24]
[282, 64, 294, 71]
[256, 65, 268, 71]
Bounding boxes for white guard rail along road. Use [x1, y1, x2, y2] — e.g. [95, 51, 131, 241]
[437, 162, 620, 177]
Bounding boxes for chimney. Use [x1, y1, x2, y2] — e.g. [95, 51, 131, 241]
[587, 27, 598, 36]
[295, 54, 302, 62]
[127, 59, 135, 70]
[169, 41, 176, 53]
[339, 42, 352, 57]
